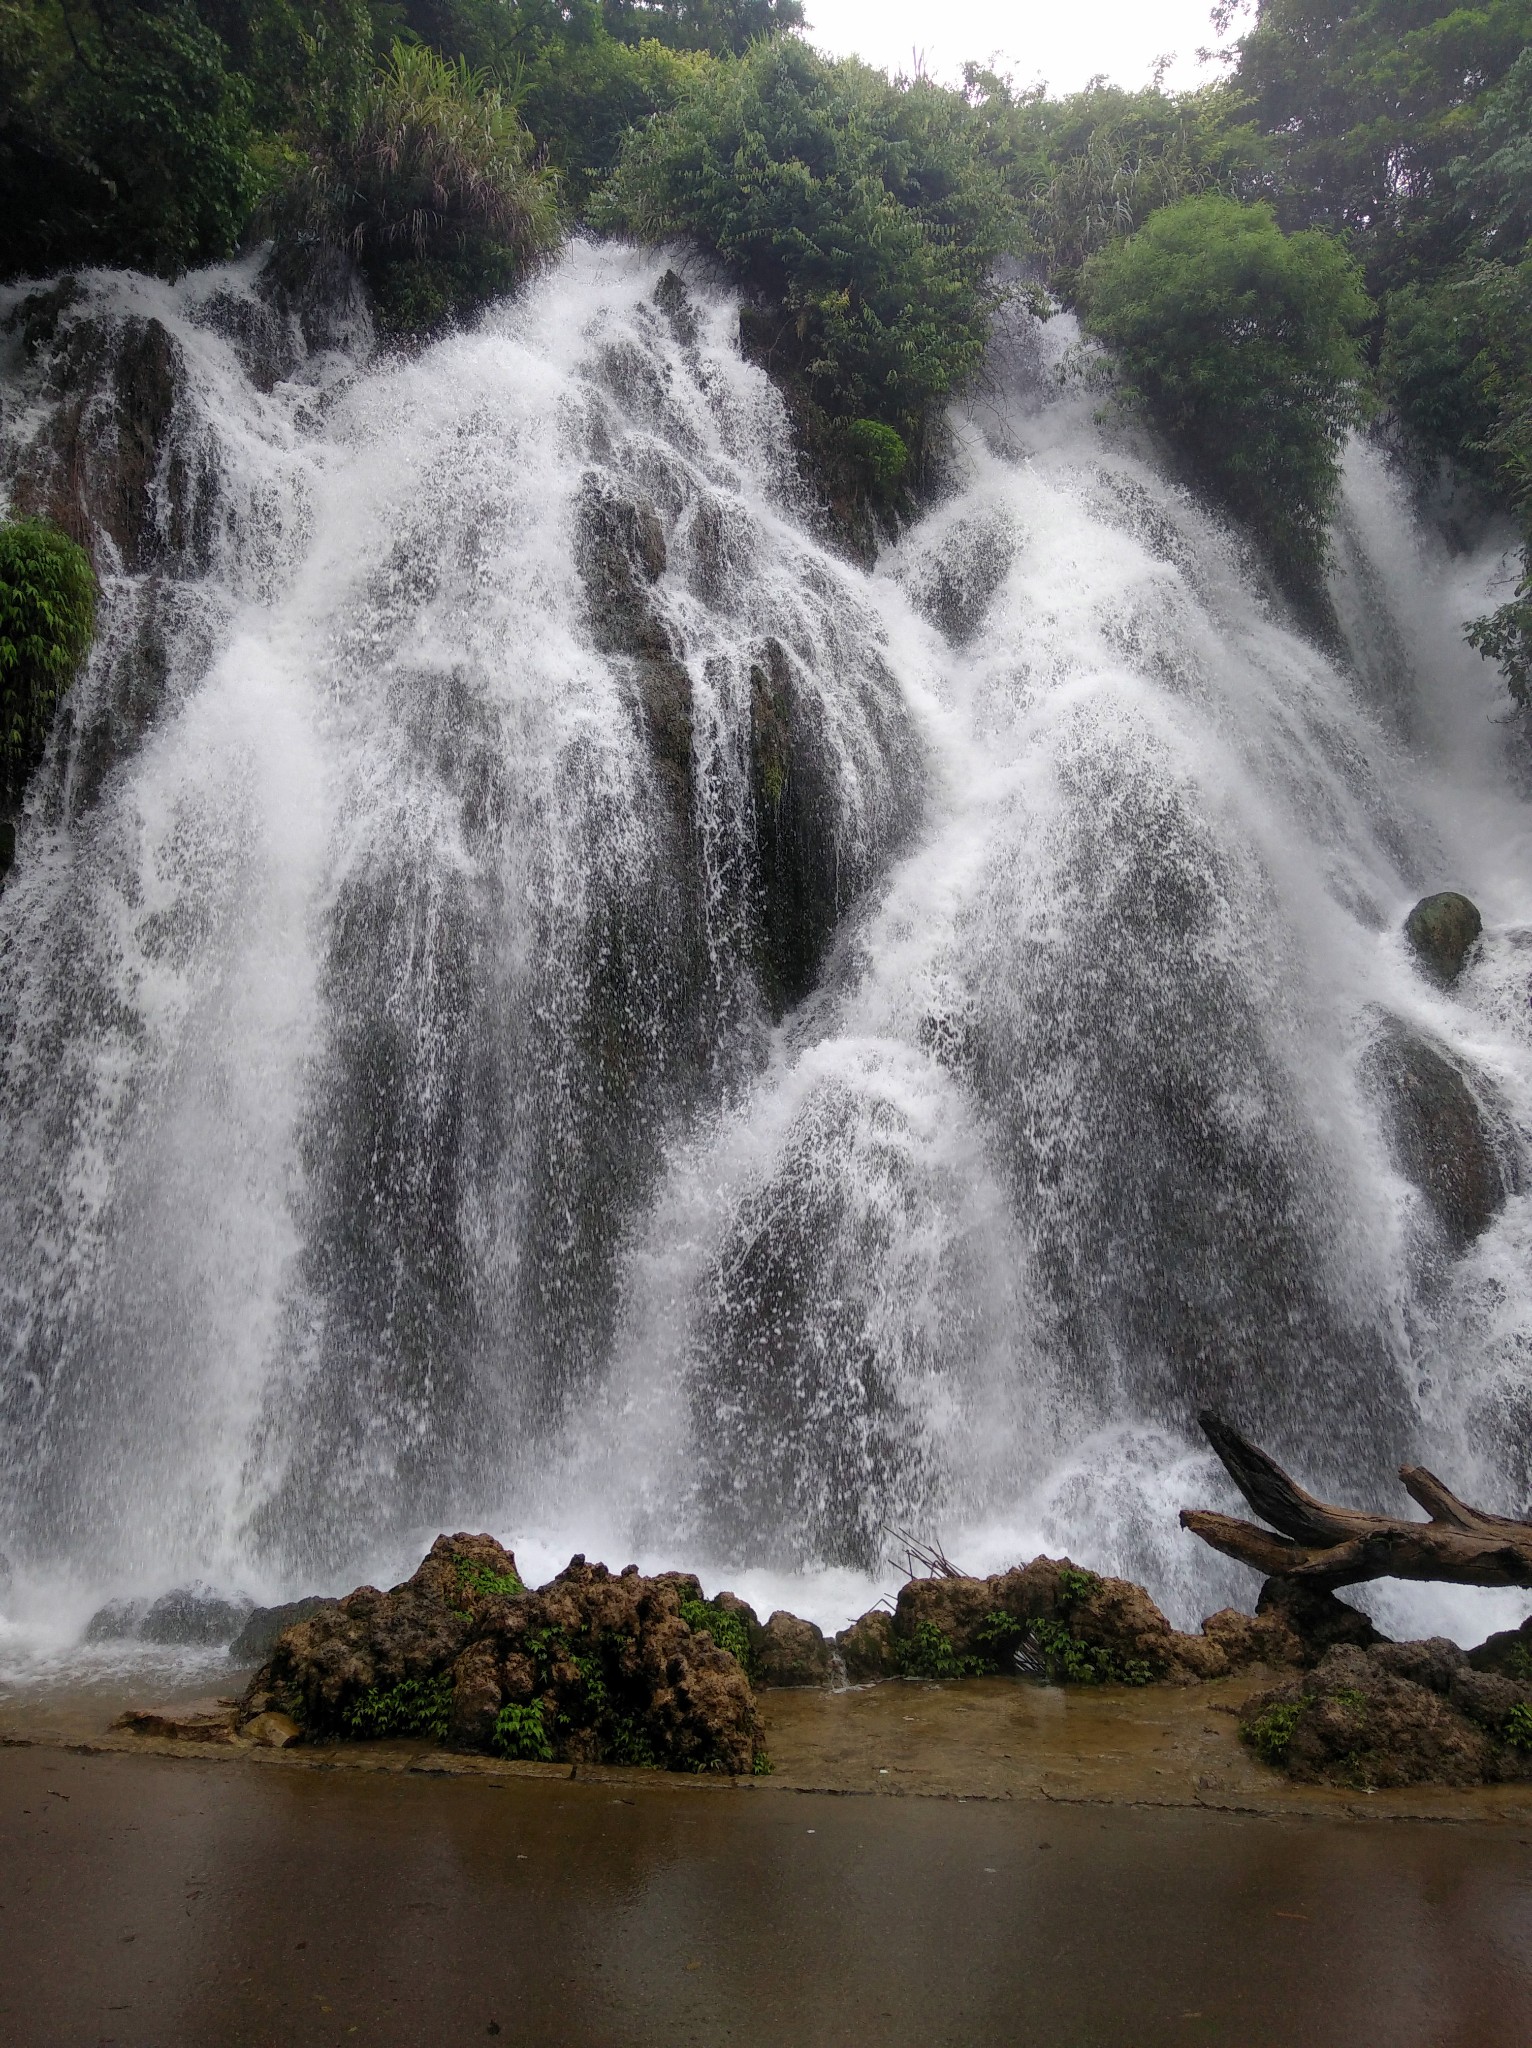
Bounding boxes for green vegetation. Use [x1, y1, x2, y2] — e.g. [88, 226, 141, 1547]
[0, 516, 96, 812]
[895, 1619, 986, 1681]
[1243, 1697, 1307, 1764]
[491, 1699, 554, 1760]
[1079, 194, 1372, 587]
[679, 1596, 754, 1675]
[273, 39, 558, 333]
[599, 37, 1018, 494]
[1504, 1701, 1532, 1751]
[342, 1671, 454, 1738]
[455, 1557, 526, 1601]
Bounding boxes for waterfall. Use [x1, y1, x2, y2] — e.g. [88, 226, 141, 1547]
[1, 242, 1529, 1656]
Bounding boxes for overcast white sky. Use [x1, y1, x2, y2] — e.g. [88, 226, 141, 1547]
[800, 0, 1237, 97]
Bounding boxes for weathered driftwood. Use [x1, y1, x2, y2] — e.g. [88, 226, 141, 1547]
[1180, 1409, 1532, 1590]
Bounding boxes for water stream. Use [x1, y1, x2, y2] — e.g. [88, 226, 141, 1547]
[2, 242, 1529, 1667]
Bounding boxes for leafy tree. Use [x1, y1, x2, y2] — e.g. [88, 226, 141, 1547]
[600, 38, 1020, 490]
[274, 37, 560, 332]
[1, 0, 259, 277]
[1079, 194, 1372, 585]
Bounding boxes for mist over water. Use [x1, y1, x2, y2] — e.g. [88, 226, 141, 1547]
[2, 242, 1529, 1661]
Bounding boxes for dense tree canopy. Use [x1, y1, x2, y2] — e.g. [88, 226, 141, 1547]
[1079, 195, 1372, 584]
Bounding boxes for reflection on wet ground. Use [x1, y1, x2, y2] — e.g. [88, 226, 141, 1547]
[4, 1741, 1532, 2047]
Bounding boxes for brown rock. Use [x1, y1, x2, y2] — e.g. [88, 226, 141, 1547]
[1256, 1577, 1386, 1664]
[1199, 1606, 1304, 1672]
[112, 1708, 238, 1744]
[753, 1611, 832, 1688]
[836, 1610, 897, 1683]
[242, 1711, 302, 1749]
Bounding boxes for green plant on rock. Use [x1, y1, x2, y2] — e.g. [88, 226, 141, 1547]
[1243, 1698, 1307, 1765]
[343, 1672, 453, 1740]
[274, 39, 560, 334]
[0, 516, 96, 818]
[455, 1559, 526, 1601]
[1504, 1703, 1532, 1752]
[679, 1597, 754, 1676]
[492, 1699, 555, 1761]
[894, 1619, 985, 1681]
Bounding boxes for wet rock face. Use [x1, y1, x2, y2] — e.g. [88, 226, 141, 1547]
[1405, 892, 1482, 985]
[1366, 1019, 1513, 1251]
[749, 637, 848, 1014]
[1239, 1642, 1532, 1787]
[228, 1597, 341, 1667]
[1470, 1614, 1532, 1678]
[240, 1535, 765, 1775]
[7, 300, 215, 575]
[836, 1609, 898, 1682]
[84, 1583, 253, 1647]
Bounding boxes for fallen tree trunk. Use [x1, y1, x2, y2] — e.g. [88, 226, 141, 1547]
[1180, 1410, 1532, 1590]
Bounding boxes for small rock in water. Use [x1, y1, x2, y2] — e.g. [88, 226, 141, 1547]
[139, 1584, 254, 1647]
[241, 1710, 303, 1748]
[1405, 891, 1482, 984]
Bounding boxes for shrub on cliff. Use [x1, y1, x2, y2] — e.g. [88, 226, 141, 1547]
[1078, 194, 1371, 589]
[0, 516, 96, 807]
[598, 38, 1019, 495]
[275, 39, 560, 333]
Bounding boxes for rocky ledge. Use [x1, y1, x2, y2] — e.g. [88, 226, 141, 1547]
[229, 1533, 1532, 1788]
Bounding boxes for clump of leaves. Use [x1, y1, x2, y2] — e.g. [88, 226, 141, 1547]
[456, 1559, 526, 1601]
[0, 517, 96, 811]
[1078, 194, 1371, 591]
[492, 1700, 554, 1761]
[895, 1620, 986, 1681]
[1504, 1702, 1532, 1752]
[679, 1597, 754, 1676]
[343, 1673, 453, 1740]
[276, 39, 560, 334]
[1243, 1699, 1307, 1765]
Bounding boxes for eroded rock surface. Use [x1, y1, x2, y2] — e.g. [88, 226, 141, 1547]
[1405, 891, 1482, 985]
[1240, 1640, 1532, 1787]
[239, 1535, 764, 1775]
[1366, 1018, 1513, 1249]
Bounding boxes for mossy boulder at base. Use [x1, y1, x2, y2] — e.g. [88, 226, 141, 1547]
[239, 1535, 765, 1774]
[752, 1609, 833, 1687]
[1405, 892, 1482, 985]
[1240, 1640, 1532, 1787]
[1365, 1018, 1512, 1250]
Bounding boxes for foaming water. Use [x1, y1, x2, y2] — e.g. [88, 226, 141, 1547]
[0, 251, 1528, 1661]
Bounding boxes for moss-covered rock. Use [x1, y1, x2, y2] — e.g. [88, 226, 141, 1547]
[836, 1609, 898, 1682]
[752, 1609, 833, 1687]
[1239, 1641, 1532, 1787]
[1405, 891, 1482, 985]
[239, 1536, 765, 1775]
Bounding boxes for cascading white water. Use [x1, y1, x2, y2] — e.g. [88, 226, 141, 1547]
[1, 240, 1529, 1665]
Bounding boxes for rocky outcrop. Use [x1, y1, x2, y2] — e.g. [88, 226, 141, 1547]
[239, 1535, 765, 1775]
[1239, 1640, 1532, 1787]
[752, 1609, 834, 1687]
[840, 1557, 1305, 1688]
[1405, 892, 1482, 985]
[5, 291, 215, 575]
[1254, 1577, 1385, 1664]
[228, 1596, 341, 1666]
[1366, 1019, 1513, 1250]
[85, 1582, 253, 1647]
[1469, 1614, 1532, 1679]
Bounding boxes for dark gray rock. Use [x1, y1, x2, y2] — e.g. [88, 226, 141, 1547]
[139, 1585, 254, 1647]
[1365, 1019, 1512, 1250]
[1371, 1636, 1467, 1692]
[1469, 1614, 1532, 1678]
[1406, 892, 1482, 985]
[228, 1597, 341, 1666]
[83, 1597, 150, 1643]
[1255, 1577, 1387, 1663]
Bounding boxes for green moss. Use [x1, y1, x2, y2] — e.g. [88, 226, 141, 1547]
[343, 1673, 453, 1741]
[0, 517, 96, 811]
[1243, 1699, 1308, 1765]
[1331, 1687, 1369, 1714]
[680, 1597, 755, 1677]
[492, 1700, 555, 1762]
[1504, 1703, 1532, 1752]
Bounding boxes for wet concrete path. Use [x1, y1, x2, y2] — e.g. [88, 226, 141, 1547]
[4, 1743, 1532, 2047]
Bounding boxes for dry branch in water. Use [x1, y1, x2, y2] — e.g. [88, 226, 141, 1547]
[884, 1529, 969, 1582]
[1181, 1409, 1532, 1589]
